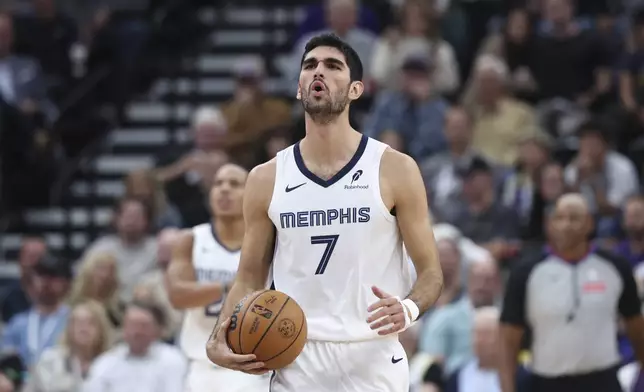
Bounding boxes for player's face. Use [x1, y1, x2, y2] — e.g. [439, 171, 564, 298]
[210, 165, 247, 218]
[297, 46, 362, 119]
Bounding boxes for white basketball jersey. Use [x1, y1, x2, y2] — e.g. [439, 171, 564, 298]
[268, 135, 413, 342]
[179, 223, 240, 361]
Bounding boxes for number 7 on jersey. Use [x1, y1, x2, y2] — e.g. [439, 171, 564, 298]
[311, 235, 339, 275]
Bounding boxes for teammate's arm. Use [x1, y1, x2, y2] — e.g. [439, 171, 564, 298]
[166, 231, 230, 309]
[367, 150, 443, 335]
[205, 161, 276, 372]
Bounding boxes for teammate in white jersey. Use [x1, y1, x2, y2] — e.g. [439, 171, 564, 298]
[167, 163, 269, 392]
[206, 33, 443, 391]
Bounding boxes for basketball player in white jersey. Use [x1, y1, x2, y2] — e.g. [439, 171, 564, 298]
[167, 163, 270, 392]
[206, 33, 443, 391]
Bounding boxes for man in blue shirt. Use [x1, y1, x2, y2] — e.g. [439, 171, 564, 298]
[1, 254, 72, 368]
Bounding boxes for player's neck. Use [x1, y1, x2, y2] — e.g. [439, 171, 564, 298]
[302, 116, 360, 163]
[212, 218, 244, 249]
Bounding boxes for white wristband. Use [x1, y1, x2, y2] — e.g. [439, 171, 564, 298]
[401, 298, 420, 323]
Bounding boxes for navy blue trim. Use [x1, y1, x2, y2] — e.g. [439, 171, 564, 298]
[210, 222, 241, 253]
[269, 371, 276, 391]
[294, 135, 368, 188]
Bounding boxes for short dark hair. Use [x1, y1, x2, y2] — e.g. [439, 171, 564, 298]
[300, 33, 363, 82]
[576, 119, 609, 144]
[128, 300, 166, 328]
[114, 196, 153, 223]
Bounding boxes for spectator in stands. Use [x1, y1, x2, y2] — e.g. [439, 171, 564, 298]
[530, 0, 611, 105]
[466, 55, 537, 166]
[0, 13, 58, 123]
[615, 195, 644, 269]
[1, 237, 46, 323]
[69, 252, 124, 329]
[433, 239, 464, 309]
[157, 106, 228, 227]
[438, 307, 510, 392]
[1, 254, 71, 367]
[124, 169, 183, 230]
[370, 0, 460, 95]
[134, 228, 183, 342]
[618, 8, 644, 149]
[436, 157, 520, 261]
[288, 0, 377, 92]
[12, 0, 78, 101]
[220, 57, 291, 169]
[433, 223, 493, 270]
[467, 8, 537, 103]
[82, 197, 157, 302]
[419, 258, 501, 378]
[26, 300, 113, 392]
[521, 160, 568, 241]
[363, 53, 449, 160]
[564, 120, 639, 230]
[420, 107, 489, 214]
[84, 301, 187, 392]
[293, 0, 383, 42]
[501, 131, 554, 228]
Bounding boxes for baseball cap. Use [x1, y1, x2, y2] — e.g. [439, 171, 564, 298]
[458, 156, 493, 178]
[33, 254, 73, 279]
[401, 54, 433, 73]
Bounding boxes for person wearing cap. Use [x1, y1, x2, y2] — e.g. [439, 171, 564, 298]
[436, 156, 521, 262]
[220, 57, 291, 168]
[1, 255, 72, 368]
[363, 51, 449, 161]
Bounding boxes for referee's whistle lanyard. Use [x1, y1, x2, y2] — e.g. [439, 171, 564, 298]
[27, 306, 68, 360]
[567, 265, 581, 323]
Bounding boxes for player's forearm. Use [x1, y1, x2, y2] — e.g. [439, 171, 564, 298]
[625, 317, 644, 365]
[406, 263, 443, 317]
[168, 282, 227, 309]
[209, 278, 264, 342]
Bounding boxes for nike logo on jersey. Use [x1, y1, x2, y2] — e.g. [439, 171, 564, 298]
[391, 356, 403, 364]
[285, 183, 306, 192]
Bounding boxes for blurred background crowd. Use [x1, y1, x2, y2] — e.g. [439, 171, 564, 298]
[0, 0, 643, 390]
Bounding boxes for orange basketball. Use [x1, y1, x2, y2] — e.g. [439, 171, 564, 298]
[226, 289, 307, 370]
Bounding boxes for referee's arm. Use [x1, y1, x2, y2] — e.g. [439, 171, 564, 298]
[498, 261, 533, 392]
[615, 256, 644, 365]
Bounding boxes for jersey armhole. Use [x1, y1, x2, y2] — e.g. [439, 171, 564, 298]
[372, 143, 396, 222]
[267, 148, 289, 216]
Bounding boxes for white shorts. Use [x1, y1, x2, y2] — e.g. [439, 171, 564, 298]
[184, 360, 271, 392]
[270, 337, 409, 392]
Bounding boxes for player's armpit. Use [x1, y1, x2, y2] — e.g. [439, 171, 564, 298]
[209, 161, 277, 341]
[166, 230, 228, 309]
[382, 149, 443, 317]
[623, 316, 644, 364]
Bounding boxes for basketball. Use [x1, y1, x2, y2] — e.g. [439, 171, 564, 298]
[226, 289, 307, 370]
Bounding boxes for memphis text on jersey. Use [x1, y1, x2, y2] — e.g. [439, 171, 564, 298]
[279, 207, 371, 229]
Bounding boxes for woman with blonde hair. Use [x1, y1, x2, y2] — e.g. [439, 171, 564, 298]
[25, 301, 113, 392]
[124, 169, 183, 229]
[69, 253, 124, 328]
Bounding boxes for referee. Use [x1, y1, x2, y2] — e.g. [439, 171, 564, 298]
[499, 193, 644, 392]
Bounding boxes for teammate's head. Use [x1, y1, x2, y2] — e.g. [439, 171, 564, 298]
[209, 163, 248, 219]
[297, 33, 364, 123]
[547, 193, 593, 250]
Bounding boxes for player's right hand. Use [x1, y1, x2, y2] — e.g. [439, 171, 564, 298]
[206, 317, 269, 375]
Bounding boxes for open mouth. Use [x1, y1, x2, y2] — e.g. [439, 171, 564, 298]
[311, 81, 326, 92]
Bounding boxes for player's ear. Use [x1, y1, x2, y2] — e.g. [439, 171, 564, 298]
[296, 84, 302, 100]
[348, 81, 364, 101]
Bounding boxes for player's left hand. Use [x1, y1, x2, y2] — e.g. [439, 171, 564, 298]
[366, 286, 408, 335]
